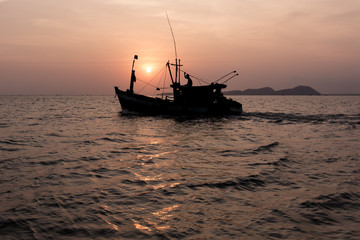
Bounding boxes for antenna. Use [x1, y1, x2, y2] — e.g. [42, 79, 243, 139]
[166, 12, 177, 60]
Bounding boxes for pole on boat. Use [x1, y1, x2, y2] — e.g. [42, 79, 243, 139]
[166, 12, 182, 85]
[129, 55, 138, 93]
[178, 59, 181, 85]
[166, 12, 184, 100]
[213, 71, 236, 83]
[223, 73, 239, 84]
[166, 12, 177, 61]
[175, 59, 178, 83]
[167, 61, 175, 85]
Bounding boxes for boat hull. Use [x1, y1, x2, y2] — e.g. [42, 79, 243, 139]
[114, 87, 242, 115]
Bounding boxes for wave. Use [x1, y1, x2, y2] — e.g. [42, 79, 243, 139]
[300, 192, 360, 211]
[38, 159, 65, 166]
[217, 142, 280, 157]
[0, 139, 27, 146]
[243, 112, 360, 125]
[254, 208, 300, 228]
[185, 175, 265, 191]
[0, 219, 36, 239]
[0, 147, 23, 152]
[99, 137, 129, 143]
[122, 179, 148, 186]
[253, 142, 279, 152]
[45, 133, 66, 137]
[0, 123, 9, 128]
[248, 157, 290, 167]
[0, 140, 27, 152]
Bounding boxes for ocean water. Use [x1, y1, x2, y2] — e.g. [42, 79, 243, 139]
[0, 95, 359, 239]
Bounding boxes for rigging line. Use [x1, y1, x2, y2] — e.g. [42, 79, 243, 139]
[138, 64, 167, 93]
[152, 86, 158, 97]
[157, 64, 167, 97]
[179, 69, 210, 84]
[195, 78, 203, 86]
[154, 65, 167, 95]
[153, 67, 171, 97]
[166, 12, 177, 60]
[155, 69, 163, 88]
[169, 66, 210, 84]
[136, 77, 171, 91]
[162, 68, 167, 97]
[136, 78, 160, 90]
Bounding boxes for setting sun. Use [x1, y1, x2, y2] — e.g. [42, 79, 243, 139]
[146, 66, 152, 73]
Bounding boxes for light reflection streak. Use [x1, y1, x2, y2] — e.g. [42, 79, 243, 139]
[152, 204, 179, 219]
[132, 219, 152, 232]
[144, 218, 170, 231]
[100, 205, 121, 232]
[104, 219, 119, 231]
[100, 204, 110, 211]
[130, 147, 182, 233]
[152, 182, 180, 190]
[133, 172, 180, 190]
[136, 150, 178, 161]
[134, 172, 160, 182]
[131, 204, 180, 233]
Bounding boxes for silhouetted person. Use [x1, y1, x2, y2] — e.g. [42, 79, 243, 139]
[184, 72, 193, 87]
[129, 70, 136, 93]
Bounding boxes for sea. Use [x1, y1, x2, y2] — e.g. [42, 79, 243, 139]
[0, 95, 359, 240]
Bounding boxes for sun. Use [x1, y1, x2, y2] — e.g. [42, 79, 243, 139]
[146, 66, 152, 73]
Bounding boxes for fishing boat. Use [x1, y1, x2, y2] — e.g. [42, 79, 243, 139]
[114, 14, 242, 115]
[114, 55, 242, 115]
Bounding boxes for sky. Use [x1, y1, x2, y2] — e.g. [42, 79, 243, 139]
[1, 0, 360, 95]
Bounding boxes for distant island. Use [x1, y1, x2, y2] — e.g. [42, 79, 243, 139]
[224, 86, 321, 95]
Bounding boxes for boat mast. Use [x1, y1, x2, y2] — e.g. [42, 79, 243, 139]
[166, 12, 177, 62]
[166, 12, 181, 85]
[178, 59, 181, 84]
[129, 55, 138, 93]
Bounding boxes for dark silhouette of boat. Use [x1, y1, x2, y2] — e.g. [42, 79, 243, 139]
[114, 55, 242, 115]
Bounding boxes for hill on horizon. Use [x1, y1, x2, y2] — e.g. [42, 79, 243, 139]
[224, 86, 321, 95]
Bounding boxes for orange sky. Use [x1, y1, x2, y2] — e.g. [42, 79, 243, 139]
[1, 0, 360, 95]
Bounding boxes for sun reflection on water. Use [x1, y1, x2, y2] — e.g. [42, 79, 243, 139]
[152, 204, 179, 219]
[131, 204, 180, 232]
[136, 150, 178, 162]
[132, 219, 152, 232]
[151, 182, 180, 190]
[104, 219, 119, 231]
